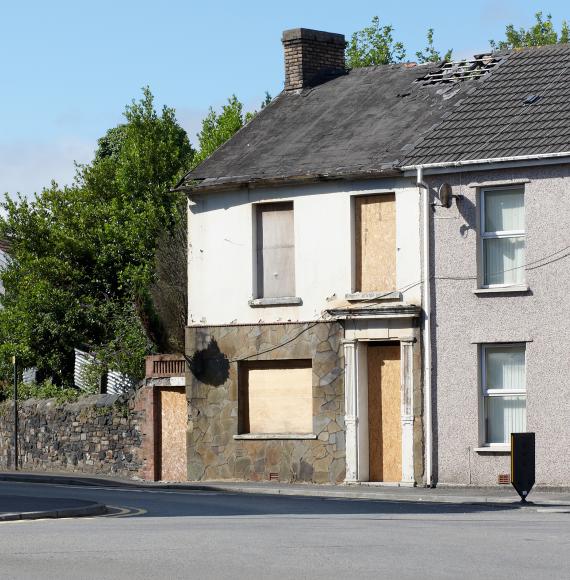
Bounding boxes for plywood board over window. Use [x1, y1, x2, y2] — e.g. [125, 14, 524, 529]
[355, 194, 396, 292]
[239, 360, 313, 434]
[256, 202, 295, 298]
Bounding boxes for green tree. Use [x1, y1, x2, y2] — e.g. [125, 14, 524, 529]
[346, 16, 406, 67]
[490, 11, 570, 50]
[416, 28, 453, 63]
[192, 92, 272, 167]
[0, 87, 272, 388]
[346, 17, 452, 68]
[0, 88, 194, 385]
[192, 95, 246, 167]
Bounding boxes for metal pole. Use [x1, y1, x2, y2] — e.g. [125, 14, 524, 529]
[12, 356, 18, 470]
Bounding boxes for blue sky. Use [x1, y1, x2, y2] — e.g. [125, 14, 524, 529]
[1, 0, 568, 196]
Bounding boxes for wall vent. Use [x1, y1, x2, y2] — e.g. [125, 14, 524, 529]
[269, 472, 279, 481]
[498, 473, 510, 485]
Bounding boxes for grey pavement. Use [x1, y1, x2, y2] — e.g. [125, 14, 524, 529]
[1, 470, 570, 506]
[0, 480, 569, 580]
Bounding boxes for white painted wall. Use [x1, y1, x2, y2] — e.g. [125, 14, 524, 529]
[188, 178, 421, 325]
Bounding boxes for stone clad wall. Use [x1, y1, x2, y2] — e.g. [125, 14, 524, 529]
[185, 321, 345, 484]
[0, 388, 155, 479]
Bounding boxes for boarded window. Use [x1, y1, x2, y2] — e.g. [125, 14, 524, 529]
[256, 202, 295, 298]
[239, 360, 313, 434]
[354, 194, 396, 292]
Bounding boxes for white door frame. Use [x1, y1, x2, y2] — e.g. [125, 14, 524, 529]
[343, 336, 416, 484]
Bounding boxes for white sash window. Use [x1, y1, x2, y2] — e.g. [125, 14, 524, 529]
[480, 188, 525, 287]
[482, 344, 527, 445]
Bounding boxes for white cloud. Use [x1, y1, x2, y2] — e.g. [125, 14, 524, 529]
[0, 137, 95, 199]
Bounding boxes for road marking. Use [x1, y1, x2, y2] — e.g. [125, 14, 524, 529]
[536, 508, 570, 514]
[100, 505, 147, 518]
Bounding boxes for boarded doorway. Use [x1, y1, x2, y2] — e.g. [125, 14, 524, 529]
[367, 343, 401, 482]
[159, 387, 187, 481]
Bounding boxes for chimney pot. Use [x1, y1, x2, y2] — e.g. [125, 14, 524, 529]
[282, 28, 346, 91]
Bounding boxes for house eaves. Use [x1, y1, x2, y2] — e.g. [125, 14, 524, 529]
[177, 167, 402, 195]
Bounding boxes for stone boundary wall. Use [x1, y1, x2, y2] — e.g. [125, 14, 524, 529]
[0, 387, 155, 479]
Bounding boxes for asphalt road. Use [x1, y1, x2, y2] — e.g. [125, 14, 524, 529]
[0, 481, 569, 580]
[0, 494, 99, 516]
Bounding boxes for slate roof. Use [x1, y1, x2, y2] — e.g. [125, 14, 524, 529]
[177, 62, 481, 192]
[178, 44, 570, 192]
[402, 43, 570, 166]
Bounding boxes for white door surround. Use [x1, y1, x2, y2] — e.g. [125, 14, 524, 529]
[343, 329, 417, 485]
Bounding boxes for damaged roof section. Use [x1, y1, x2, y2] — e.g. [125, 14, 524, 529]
[177, 62, 486, 193]
[414, 54, 502, 86]
[402, 43, 570, 166]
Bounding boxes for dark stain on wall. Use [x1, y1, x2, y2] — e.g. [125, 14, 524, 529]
[187, 339, 230, 386]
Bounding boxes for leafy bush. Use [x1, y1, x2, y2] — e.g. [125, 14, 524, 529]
[0, 379, 79, 404]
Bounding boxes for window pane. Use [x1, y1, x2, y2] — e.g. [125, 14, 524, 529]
[485, 346, 525, 389]
[484, 189, 524, 232]
[485, 396, 526, 444]
[484, 237, 525, 285]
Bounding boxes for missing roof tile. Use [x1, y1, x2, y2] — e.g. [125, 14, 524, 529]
[523, 94, 541, 104]
[415, 54, 501, 86]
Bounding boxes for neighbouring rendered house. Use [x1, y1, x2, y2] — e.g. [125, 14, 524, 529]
[400, 43, 570, 487]
[174, 28, 499, 485]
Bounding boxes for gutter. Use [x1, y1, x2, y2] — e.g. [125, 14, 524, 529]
[417, 166, 434, 488]
[400, 150, 570, 172]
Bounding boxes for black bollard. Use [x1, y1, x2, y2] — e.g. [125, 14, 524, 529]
[511, 432, 535, 504]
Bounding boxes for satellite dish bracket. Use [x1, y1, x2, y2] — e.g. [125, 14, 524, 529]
[433, 183, 460, 208]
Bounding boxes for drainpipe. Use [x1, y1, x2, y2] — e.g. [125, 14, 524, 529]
[417, 166, 433, 488]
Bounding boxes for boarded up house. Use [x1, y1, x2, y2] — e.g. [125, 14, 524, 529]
[173, 28, 491, 485]
[171, 28, 570, 487]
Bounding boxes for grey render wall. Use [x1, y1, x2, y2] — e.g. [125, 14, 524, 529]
[185, 322, 345, 483]
[428, 163, 570, 486]
[0, 389, 154, 478]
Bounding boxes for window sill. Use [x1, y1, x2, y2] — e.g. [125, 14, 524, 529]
[474, 446, 511, 454]
[234, 433, 317, 440]
[248, 297, 302, 308]
[473, 285, 529, 295]
[345, 291, 402, 302]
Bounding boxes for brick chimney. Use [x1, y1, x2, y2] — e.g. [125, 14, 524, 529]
[282, 28, 346, 91]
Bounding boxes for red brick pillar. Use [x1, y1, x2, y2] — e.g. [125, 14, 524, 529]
[134, 385, 159, 481]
